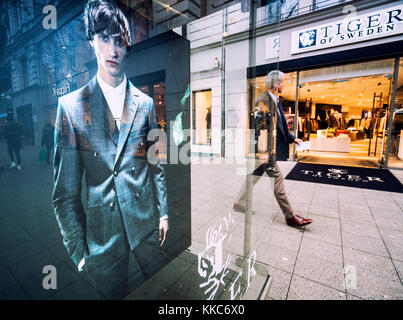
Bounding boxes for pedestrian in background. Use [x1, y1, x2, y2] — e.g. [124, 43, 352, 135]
[41, 122, 54, 164]
[4, 112, 23, 170]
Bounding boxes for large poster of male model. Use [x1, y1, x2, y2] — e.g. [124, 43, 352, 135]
[0, 0, 190, 300]
[51, 0, 190, 299]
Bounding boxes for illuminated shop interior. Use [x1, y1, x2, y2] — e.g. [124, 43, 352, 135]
[251, 58, 403, 168]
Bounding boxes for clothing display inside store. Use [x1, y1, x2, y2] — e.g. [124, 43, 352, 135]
[295, 107, 388, 154]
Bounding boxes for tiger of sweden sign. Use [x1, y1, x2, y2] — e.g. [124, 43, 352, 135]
[291, 4, 402, 54]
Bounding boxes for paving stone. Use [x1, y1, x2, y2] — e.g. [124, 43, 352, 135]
[340, 211, 374, 225]
[0, 264, 18, 293]
[339, 202, 371, 214]
[5, 249, 61, 283]
[51, 278, 98, 300]
[346, 294, 364, 300]
[346, 273, 403, 300]
[294, 255, 345, 291]
[304, 223, 342, 246]
[258, 243, 297, 273]
[392, 260, 403, 280]
[343, 247, 398, 281]
[287, 275, 346, 300]
[125, 277, 166, 300]
[342, 231, 389, 258]
[268, 228, 303, 253]
[373, 214, 403, 232]
[308, 214, 341, 231]
[299, 237, 343, 265]
[266, 267, 292, 300]
[309, 204, 339, 219]
[0, 284, 30, 300]
[341, 220, 382, 240]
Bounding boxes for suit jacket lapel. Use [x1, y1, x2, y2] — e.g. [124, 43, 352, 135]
[276, 101, 286, 139]
[277, 101, 288, 139]
[114, 81, 139, 167]
[266, 91, 285, 138]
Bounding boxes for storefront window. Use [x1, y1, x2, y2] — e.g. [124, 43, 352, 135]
[137, 79, 167, 161]
[193, 89, 212, 146]
[387, 57, 403, 168]
[1, 0, 282, 301]
[295, 59, 395, 167]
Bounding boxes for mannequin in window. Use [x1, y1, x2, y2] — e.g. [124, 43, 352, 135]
[206, 106, 211, 143]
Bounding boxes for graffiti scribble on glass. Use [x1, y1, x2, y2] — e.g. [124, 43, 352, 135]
[197, 213, 234, 300]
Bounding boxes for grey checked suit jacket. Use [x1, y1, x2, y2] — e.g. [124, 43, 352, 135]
[52, 76, 168, 268]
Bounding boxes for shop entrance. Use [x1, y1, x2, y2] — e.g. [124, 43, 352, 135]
[293, 60, 395, 168]
[250, 58, 396, 168]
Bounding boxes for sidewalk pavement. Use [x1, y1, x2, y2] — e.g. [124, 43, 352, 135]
[0, 140, 402, 300]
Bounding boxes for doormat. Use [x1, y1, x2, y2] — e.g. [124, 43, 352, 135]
[285, 162, 403, 193]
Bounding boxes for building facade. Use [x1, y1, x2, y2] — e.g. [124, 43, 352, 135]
[1, 0, 402, 168]
[186, 0, 403, 169]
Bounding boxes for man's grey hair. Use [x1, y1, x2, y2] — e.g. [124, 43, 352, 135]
[265, 70, 285, 90]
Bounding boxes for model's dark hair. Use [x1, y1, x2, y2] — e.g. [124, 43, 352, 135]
[84, 0, 131, 48]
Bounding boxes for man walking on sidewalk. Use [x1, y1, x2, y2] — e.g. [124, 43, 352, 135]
[41, 122, 54, 164]
[234, 70, 312, 227]
[4, 112, 23, 170]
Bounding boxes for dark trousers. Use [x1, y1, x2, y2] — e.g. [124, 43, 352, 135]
[84, 228, 165, 300]
[7, 141, 21, 165]
[45, 144, 53, 164]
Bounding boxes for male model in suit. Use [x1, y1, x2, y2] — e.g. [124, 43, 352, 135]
[52, 0, 168, 299]
[234, 70, 313, 227]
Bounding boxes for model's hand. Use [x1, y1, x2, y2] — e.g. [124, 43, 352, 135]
[159, 219, 169, 246]
[294, 138, 303, 145]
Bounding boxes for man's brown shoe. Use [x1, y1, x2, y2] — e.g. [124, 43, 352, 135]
[286, 215, 312, 227]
